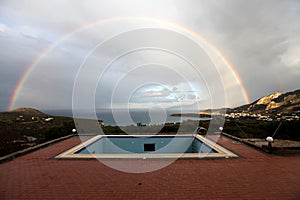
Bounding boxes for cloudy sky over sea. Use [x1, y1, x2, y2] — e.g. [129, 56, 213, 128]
[1, 0, 300, 112]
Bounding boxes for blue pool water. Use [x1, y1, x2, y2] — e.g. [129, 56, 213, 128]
[76, 136, 217, 154]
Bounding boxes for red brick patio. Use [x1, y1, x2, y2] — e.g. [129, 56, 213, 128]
[0, 135, 299, 199]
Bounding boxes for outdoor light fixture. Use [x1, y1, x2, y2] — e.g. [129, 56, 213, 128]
[266, 136, 274, 143]
[219, 127, 223, 133]
[266, 136, 274, 152]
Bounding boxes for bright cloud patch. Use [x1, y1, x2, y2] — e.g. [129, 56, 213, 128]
[280, 46, 300, 67]
[0, 23, 10, 36]
[19, 26, 41, 39]
[129, 84, 202, 109]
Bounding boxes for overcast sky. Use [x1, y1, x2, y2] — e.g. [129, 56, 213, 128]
[1, 0, 300, 112]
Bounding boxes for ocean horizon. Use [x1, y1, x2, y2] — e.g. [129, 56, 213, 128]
[42, 108, 204, 126]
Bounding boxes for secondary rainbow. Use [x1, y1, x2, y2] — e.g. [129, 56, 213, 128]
[8, 17, 250, 111]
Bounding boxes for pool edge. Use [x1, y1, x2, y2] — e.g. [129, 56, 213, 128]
[55, 134, 238, 159]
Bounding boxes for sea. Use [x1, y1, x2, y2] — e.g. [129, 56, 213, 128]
[42, 109, 204, 126]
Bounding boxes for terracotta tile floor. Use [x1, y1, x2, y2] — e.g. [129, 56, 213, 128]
[1, 135, 299, 199]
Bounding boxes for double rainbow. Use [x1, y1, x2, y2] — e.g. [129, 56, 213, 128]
[8, 17, 249, 110]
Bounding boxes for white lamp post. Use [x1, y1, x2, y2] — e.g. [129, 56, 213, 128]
[72, 129, 77, 134]
[219, 127, 223, 133]
[266, 136, 274, 150]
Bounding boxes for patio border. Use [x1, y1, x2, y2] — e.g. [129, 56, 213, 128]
[0, 134, 74, 164]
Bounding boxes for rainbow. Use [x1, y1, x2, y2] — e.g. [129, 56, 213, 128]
[8, 17, 250, 111]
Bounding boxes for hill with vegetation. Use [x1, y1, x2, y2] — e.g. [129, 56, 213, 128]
[0, 108, 75, 156]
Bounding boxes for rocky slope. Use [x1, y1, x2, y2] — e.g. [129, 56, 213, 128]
[232, 89, 300, 115]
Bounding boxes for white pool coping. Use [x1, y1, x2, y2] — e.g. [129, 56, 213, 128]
[55, 134, 238, 159]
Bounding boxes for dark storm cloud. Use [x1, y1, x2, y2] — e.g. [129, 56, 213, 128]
[177, 0, 300, 100]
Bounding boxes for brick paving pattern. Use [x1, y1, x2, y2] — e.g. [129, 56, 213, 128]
[0, 135, 299, 199]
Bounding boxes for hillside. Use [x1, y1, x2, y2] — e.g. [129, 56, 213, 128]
[0, 108, 75, 157]
[9, 107, 48, 116]
[181, 89, 300, 120]
[231, 89, 300, 116]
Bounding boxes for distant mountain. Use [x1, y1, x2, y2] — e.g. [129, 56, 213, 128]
[231, 89, 300, 115]
[0, 107, 50, 121]
[9, 107, 48, 116]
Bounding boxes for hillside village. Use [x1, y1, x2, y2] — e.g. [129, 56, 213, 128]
[225, 112, 299, 121]
[225, 89, 300, 121]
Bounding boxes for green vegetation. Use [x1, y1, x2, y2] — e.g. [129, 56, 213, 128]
[223, 119, 300, 141]
[0, 114, 75, 157]
[102, 119, 300, 142]
[1, 110, 299, 157]
[43, 121, 75, 141]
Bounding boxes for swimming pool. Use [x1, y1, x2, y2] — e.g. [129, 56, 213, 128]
[56, 134, 238, 159]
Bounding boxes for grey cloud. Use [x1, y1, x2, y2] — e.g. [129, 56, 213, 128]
[1, 0, 300, 111]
